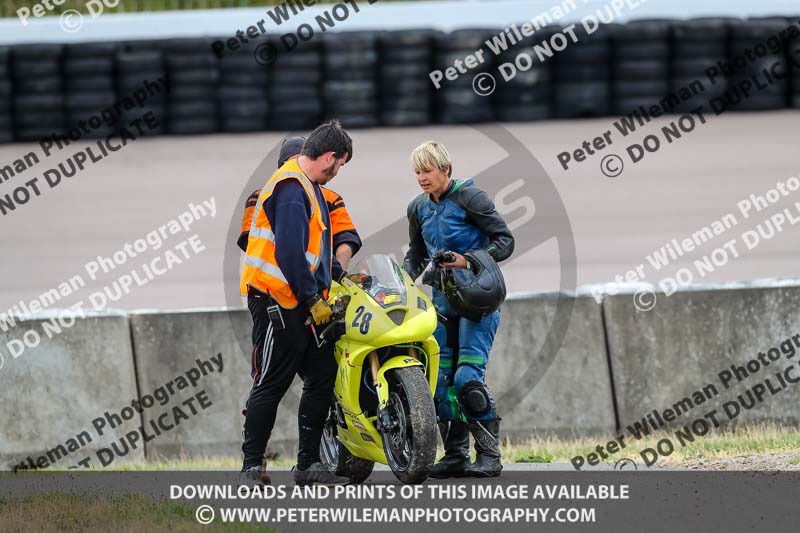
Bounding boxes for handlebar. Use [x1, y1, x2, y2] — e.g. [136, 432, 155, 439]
[304, 295, 350, 342]
[432, 250, 456, 266]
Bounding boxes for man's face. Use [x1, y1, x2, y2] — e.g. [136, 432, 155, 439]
[319, 152, 349, 184]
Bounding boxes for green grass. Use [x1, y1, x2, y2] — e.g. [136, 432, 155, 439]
[501, 422, 800, 466]
[111, 453, 296, 470]
[0, 492, 269, 532]
[2, 0, 417, 19]
[35, 422, 800, 472]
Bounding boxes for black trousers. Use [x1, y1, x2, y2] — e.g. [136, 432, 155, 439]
[242, 288, 337, 470]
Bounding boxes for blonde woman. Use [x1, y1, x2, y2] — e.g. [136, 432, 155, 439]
[403, 141, 514, 478]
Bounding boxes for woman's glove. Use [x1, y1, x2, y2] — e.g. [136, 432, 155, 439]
[431, 250, 456, 266]
[422, 264, 441, 289]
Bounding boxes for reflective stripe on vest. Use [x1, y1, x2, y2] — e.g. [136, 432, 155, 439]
[248, 227, 321, 270]
[240, 160, 328, 307]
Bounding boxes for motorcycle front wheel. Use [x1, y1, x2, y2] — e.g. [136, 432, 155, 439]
[382, 367, 437, 484]
[321, 402, 374, 484]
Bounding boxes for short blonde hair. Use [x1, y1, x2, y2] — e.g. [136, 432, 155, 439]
[411, 141, 452, 177]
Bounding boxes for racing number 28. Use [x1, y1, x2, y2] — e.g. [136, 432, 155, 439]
[352, 305, 373, 335]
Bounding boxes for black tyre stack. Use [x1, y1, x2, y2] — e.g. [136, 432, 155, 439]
[793, 30, 800, 108]
[218, 40, 269, 133]
[163, 39, 220, 135]
[12, 44, 65, 142]
[0, 46, 12, 143]
[612, 19, 671, 115]
[269, 40, 323, 131]
[728, 18, 789, 110]
[116, 44, 167, 136]
[378, 29, 436, 127]
[322, 31, 379, 129]
[671, 18, 731, 113]
[433, 29, 495, 124]
[553, 24, 613, 118]
[63, 42, 118, 139]
[494, 26, 552, 122]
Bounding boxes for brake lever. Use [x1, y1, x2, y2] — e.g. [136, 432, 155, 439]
[318, 319, 345, 341]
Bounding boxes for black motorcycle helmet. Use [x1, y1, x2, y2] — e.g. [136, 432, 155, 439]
[440, 248, 507, 322]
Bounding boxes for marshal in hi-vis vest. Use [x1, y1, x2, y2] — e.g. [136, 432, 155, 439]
[240, 159, 330, 308]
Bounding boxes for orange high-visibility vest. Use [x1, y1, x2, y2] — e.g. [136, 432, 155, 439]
[240, 187, 356, 250]
[240, 159, 330, 308]
[321, 187, 357, 235]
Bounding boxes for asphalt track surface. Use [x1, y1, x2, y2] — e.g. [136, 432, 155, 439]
[0, 111, 798, 312]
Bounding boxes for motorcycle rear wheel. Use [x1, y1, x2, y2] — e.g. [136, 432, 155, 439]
[383, 367, 437, 484]
[321, 402, 375, 484]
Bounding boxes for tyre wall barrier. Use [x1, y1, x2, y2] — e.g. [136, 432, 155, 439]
[0, 45, 12, 144]
[793, 30, 800, 106]
[0, 311, 143, 470]
[1, 15, 799, 143]
[604, 282, 800, 435]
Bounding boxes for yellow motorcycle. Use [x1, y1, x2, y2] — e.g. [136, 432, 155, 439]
[318, 254, 440, 484]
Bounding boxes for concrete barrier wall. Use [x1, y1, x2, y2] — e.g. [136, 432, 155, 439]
[489, 294, 616, 438]
[605, 283, 800, 433]
[0, 311, 143, 469]
[128, 308, 303, 460]
[6, 281, 800, 468]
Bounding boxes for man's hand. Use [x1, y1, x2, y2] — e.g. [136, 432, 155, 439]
[306, 295, 333, 326]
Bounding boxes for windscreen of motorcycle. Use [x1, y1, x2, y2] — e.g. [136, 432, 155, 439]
[352, 255, 408, 308]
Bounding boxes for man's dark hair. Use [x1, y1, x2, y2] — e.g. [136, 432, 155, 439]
[301, 120, 353, 162]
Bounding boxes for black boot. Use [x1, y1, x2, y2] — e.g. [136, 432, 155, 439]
[464, 419, 502, 477]
[430, 420, 470, 479]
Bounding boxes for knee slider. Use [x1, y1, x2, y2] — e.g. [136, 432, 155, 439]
[457, 380, 492, 419]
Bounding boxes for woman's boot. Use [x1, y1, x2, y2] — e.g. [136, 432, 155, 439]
[430, 420, 470, 478]
[464, 419, 502, 477]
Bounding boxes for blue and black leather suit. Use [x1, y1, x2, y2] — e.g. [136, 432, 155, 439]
[403, 178, 514, 422]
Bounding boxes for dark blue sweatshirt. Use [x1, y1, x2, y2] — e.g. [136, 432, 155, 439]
[263, 179, 342, 306]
